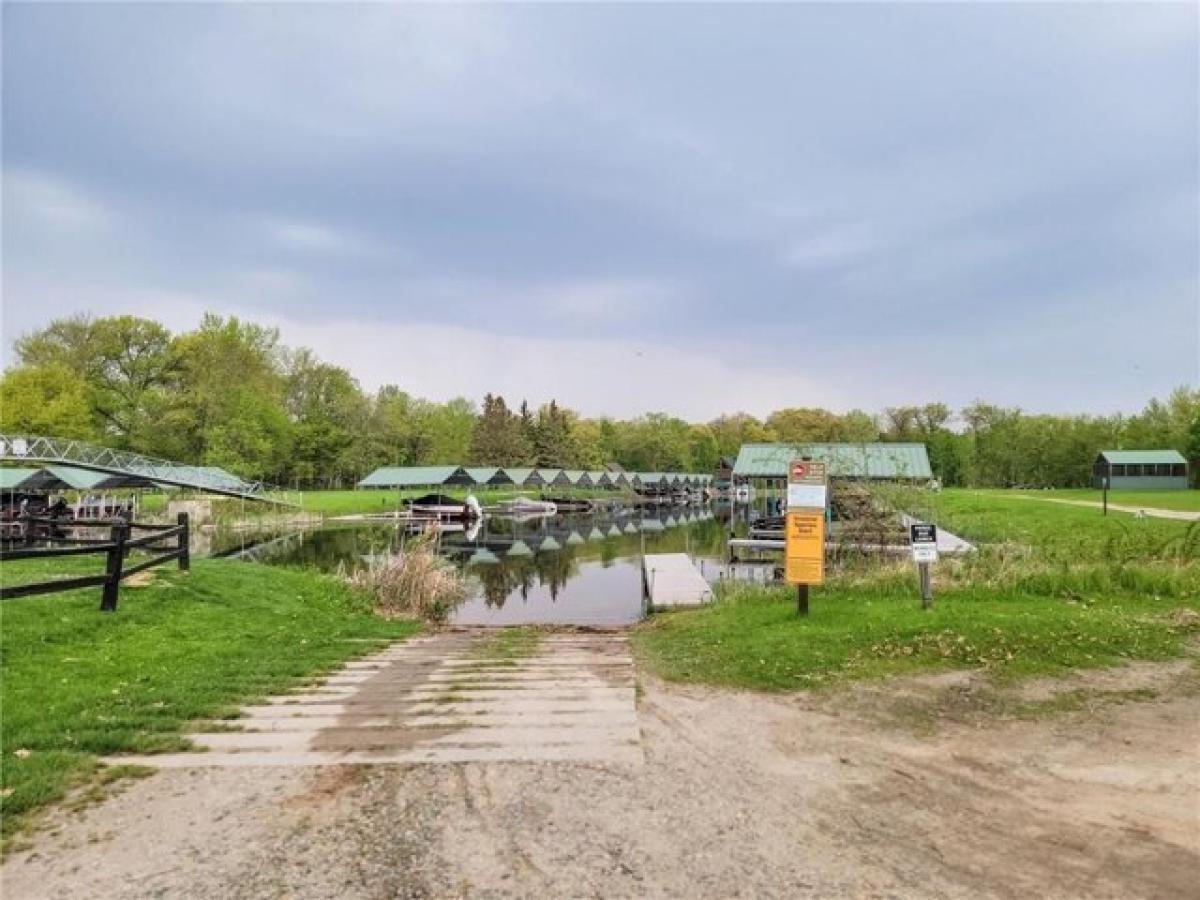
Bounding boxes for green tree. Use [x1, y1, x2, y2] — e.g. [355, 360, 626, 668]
[533, 400, 573, 467]
[15, 314, 177, 447]
[284, 350, 369, 487]
[469, 394, 530, 465]
[0, 364, 99, 440]
[167, 314, 291, 478]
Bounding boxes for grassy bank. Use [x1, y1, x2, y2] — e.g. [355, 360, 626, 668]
[636, 489, 1200, 692]
[932, 489, 1198, 559]
[1008, 487, 1200, 513]
[0, 559, 419, 846]
[634, 579, 1200, 691]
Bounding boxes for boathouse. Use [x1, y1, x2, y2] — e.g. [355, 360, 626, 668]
[1091, 450, 1188, 490]
[356, 466, 475, 489]
[732, 443, 933, 490]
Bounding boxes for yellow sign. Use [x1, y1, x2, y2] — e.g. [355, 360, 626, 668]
[785, 511, 825, 585]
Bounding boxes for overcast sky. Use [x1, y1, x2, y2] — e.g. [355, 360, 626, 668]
[3, 3, 1197, 420]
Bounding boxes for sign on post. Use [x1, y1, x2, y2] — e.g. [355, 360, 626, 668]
[909, 522, 937, 609]
[784, 512, 825, 584]
[785, 460, 828, 616]
[909, 522, 938, 564]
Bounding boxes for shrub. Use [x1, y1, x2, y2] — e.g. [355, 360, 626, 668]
[345, 527, 467, 622]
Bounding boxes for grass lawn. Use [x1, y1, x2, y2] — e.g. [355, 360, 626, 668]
[635, 488, 1200, 692]
[634, 580, 1200, 692]
[0, 558, 419, 847]
[931, 489, 1198, 561]
[1009, 487, 1200, 513]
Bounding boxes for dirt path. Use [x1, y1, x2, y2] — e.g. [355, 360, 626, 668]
[1013, 495, 1200, 521]
[3, 645, 1198, 899]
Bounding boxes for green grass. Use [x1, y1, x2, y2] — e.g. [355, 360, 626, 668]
[931, 489, 1199, 561]
[636, 488, 1200, 693]
[633, 579, 1200, 692]
[0, 559, 419, 846]
[1009, 487, 1200, 513]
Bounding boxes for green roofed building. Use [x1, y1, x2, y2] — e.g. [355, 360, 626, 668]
[1092, 450, 1188, 490]
[464, 467, 515, 487]
[501, 468, 545, 487]
[357, 466, 474, 489]
[733, 443, 933, 488]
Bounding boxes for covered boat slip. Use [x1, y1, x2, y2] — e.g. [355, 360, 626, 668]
[0, 462, 249, 519]
[355, 466, 714, 494]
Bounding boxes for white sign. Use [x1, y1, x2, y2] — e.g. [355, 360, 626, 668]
[912, 545, 938, 564]
[787, 484, 828, 510]
[909, 522, 938, 564]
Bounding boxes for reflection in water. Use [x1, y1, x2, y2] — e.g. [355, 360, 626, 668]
[240, 508, 726, 625]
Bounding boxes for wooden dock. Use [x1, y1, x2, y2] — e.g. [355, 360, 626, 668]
[643, 553, 712, 609]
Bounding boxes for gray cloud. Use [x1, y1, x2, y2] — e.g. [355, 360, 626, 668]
[3, 3, 1196, 417]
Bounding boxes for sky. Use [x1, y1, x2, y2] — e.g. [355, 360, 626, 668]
[3, 2, 1198, 421]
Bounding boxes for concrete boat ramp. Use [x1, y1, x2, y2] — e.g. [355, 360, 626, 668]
[106, 632, 642, 768]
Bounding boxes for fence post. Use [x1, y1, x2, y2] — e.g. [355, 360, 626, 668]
[100, 522, 128, 612]
[177, 511, 190, 571]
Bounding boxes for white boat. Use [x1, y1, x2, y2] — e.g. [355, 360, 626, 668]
[497, 496, 558, 516]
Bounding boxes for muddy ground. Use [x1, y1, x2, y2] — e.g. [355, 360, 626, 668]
[3, 662, 1197, 899]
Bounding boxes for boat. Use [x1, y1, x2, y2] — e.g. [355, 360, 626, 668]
[496, 496, 558, 516]
[405, 493, 479, 521]
[540, 496, 594, 513]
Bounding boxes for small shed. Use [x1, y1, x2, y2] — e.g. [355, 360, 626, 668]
[1092, 450, 1188, 490]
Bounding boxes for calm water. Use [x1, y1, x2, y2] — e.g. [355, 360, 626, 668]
[234, 507, 729, 625]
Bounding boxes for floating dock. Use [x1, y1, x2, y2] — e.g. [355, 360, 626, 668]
[643, 553, 713, 609]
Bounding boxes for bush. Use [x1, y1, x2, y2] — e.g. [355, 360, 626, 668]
[345, 527, 468, 621]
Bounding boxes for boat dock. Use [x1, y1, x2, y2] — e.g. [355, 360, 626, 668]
[642, 553, 712, 609]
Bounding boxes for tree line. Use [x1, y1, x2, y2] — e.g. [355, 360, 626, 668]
[1, 313, 1197, 489]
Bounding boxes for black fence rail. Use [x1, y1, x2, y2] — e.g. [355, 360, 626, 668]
[0, 513, 190, 611]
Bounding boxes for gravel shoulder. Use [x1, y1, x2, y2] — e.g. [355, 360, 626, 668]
[4, 663, 1197, 899]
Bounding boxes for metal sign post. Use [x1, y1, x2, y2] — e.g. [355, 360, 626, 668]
[909, 522, 938, 609]
[785, 459, 828, 617]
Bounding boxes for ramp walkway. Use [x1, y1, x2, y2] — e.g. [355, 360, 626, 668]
[105, 632, 642, 767]
[643, 553, 712, 608]
[0, 434, 295, 505]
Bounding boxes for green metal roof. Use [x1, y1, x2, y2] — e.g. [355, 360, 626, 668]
[464, 467, 515, 486]
[357, 466, 473, 488]
[1097, 450, 1186, 465]
[0, 467, 41, 490]
[732, 443, 933, 480]
[501, 467, 544, 486]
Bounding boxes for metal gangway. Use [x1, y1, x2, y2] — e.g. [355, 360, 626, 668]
[0, 434, 298, 506]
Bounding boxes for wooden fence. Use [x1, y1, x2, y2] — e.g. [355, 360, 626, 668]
[0, 513, 190, 611]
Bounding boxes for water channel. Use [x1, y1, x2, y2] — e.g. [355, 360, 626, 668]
[208, 505, 766, 626]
